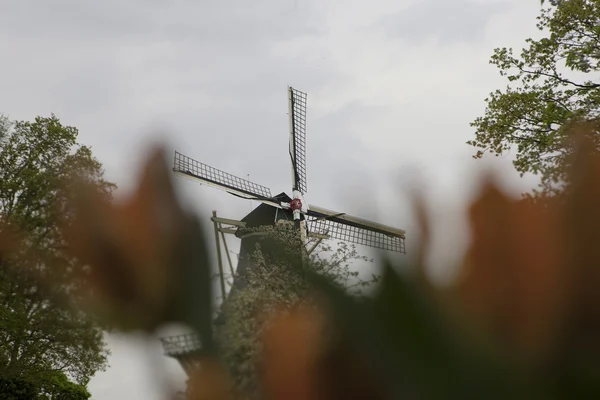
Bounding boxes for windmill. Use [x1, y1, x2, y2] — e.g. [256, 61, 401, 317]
[160, 86, 406, 375]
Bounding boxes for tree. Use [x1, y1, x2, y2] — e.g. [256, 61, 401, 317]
[0, 376, 37, 400]
[0, 115, 9, 141]
[469, 0, 600, 195]
[0, 115, 115, 397]
[0, 370, 91, 400]
[38, 370, 91, 400]
[215, 224, 376, 400]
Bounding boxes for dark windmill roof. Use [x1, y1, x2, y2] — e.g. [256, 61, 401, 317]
[232, 193, 294, 286]
[237, 192, 294, 230]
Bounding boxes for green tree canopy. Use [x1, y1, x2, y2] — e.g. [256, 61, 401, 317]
[0, 371, 91, 400]
[0, 115, 115, 397]
[469, 0, 600, 195]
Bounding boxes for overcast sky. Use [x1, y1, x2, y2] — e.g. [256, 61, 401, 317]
[1, 0, 544, 398]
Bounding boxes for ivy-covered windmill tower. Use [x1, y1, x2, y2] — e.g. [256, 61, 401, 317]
[160, 86, 406, 375]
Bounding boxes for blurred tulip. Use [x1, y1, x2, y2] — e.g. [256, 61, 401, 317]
[187, 358, 233, 400]
[62, 147, 210, 333]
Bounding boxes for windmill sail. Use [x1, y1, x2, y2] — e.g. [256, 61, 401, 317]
[306, 205, 406, 252]
[306, 217, 405, 252]
[173, 151, 282, 208]
[160, 333, 202, 375]
[288, 87, 308, 194]
[164, 85, 408, 378]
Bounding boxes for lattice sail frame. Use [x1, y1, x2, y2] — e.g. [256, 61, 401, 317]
[173, 151, 272, 199]
[161, 333, 202, 357]
[289, 87, 308, 194]
[306, 217, 405, 252]
[160, 333, 202, 374]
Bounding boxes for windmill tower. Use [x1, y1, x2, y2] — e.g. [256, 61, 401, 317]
[160, 86, 406, 374]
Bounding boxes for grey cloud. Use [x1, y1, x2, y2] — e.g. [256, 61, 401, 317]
[307, 101, 394, 212]
[378, 0, 509, 44]
[1, 0, 323, 45]
[0, 0, 342, 198]
[0, 1, 541, 398]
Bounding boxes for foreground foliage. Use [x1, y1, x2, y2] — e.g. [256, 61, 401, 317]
[1, 121, 599, 399]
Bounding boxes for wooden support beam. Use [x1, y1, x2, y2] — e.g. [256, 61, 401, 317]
[218, 228, 238, 235]
[212, 211, 226, 300]
[210, 216, 246, 227]
[219, 224, 236, 278]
